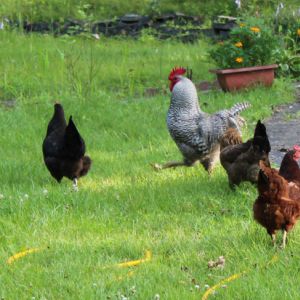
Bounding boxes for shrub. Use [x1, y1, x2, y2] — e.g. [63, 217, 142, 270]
[209, 18, 279, 69]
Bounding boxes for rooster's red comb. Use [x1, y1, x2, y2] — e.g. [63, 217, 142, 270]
[293, 145, 300, 152]
[168, 67, 186, 80]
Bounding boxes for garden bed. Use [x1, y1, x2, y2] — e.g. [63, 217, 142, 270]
[3, 13, 217, 42]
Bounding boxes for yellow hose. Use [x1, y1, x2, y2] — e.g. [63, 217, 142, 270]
[201, 254, 278, 300]
[7, 248, 41, 265]
[116, 250, 152, 268]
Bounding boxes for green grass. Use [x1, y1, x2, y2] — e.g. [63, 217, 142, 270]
[0, 0, 238, 23]
[0, 31, 213, 100]
[0, 31, 299, 299]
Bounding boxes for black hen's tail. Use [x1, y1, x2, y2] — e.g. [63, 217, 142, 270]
[253, 120, 271, 153]
[65, 116, 86, 159]
[254, 120, 267, 138]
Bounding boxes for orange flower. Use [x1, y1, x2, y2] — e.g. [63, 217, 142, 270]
[234, 41, 243, 48]
[235, 57, 243, 63]
[250, 26, 260, 33]
[297, 29, 300, 36]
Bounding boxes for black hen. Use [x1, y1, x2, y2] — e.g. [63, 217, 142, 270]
[42, 103, 91, 189]
[220, 120, 271, 188]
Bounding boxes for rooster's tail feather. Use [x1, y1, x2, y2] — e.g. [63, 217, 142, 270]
[229, 102, 251, 116]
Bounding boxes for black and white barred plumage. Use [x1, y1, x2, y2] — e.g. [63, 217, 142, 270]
[167, 76, 250, 171]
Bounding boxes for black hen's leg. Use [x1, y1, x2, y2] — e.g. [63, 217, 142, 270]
[73, 178, 78, 191]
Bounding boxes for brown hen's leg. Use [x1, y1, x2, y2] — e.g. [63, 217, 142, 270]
[271, 234, 276, 246]
[281, 230, 287, 248]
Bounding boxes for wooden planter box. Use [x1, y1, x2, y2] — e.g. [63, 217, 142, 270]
[210, 64, 278, 92]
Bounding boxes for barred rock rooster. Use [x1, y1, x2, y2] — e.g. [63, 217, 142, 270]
[42, 103, 92, 190]
[154, 67, 250, 172]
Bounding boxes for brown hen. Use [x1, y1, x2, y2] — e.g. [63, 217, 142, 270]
[279, 145, 300, 186]
[279, 145, 300, 202]
[253, 161, 300, 248]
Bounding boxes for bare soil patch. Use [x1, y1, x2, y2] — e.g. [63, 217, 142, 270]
[265, 88, 300, 166]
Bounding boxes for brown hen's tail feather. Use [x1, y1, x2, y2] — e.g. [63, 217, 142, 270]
[220, 128, 243, 150]
[229, 102, 251, 116]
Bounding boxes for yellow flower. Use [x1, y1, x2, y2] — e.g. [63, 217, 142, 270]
[297, 29, 300, 36]
[250, 26, 260, 33]
[235, 57, 243, 63]
[239, 23, 245, 27]
[234, 41, 243, 48]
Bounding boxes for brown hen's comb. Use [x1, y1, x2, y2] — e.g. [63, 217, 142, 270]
[293, 145, 300, 152]
[168, 67, 186, 80]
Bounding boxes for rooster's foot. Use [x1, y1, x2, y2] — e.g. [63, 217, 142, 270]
[151, 161, 186, 170]
[151, 163, 163, 171]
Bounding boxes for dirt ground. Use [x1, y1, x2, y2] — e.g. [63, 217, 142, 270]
[265, 86, 300, 166]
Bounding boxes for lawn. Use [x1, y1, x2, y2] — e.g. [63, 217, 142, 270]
[0, 31, 299, 299]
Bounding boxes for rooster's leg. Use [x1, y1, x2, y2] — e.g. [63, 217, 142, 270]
[282, 230, 287, 248]
[73, 178, 78, 192]
[152, 161, 186, 170]
[201, 159, 215, 174]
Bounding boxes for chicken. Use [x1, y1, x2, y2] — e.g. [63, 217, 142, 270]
[154, 67, 250, 173]
[279, 145, 300, 186]
[253, 161, 300, 248]
[220, 120, 271, 188]
[42, 103, 92, 190]
[278, 145, 300, 202]
[220, 127, 242, 151]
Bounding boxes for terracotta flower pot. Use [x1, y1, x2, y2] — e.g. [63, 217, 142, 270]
[210, 64, 278, 92]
